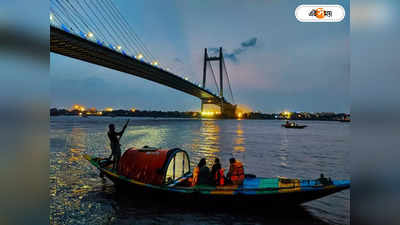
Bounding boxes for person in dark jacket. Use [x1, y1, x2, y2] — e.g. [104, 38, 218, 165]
[196, 158, 211, 185]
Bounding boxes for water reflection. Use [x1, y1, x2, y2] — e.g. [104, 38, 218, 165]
[69, 127, 87, 148]
[279, 129, 289, 169]
[234, 122, 246, 152]
[123, 126, 168, 149]
[191, 120, 220, 167]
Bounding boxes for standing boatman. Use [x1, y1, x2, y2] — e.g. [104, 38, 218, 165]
[107, 119, 130, 171]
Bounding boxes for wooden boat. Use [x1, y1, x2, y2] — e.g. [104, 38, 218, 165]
[281, 123, 307, 129]
[84, 147, 349, 206]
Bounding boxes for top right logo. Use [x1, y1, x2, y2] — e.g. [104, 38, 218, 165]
[309, 8, 333, 19]
[295, 5, 345, 22]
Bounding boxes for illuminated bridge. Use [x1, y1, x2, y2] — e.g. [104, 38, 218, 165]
[50, 0, 236, 117]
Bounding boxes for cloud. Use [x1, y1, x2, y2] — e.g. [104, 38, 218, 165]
[241, 37, 257, 47]
[174, 57, 183, 64]
[209, 37, 258, 63]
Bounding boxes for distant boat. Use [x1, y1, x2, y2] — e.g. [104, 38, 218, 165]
[282, 121, 307, 129]
[78, 112, 89, 118]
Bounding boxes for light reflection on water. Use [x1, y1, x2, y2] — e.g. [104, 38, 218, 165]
[50, 116, 349, 225]
[191, 120, 221, 167]
[234, 123, 246, 152]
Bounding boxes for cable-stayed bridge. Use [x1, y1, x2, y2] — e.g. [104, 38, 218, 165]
[50, 0, 237, 117]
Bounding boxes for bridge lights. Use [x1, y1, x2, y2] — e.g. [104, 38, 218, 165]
[151, 61, 158, 66]
[136, 53, 144, 60]
[50, 13, 54, 21]
[86, 32, 94, 38]
[184, 77, 188, 81]
[116, 45, 122, 51]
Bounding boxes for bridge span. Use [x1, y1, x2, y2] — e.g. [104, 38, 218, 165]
[51, 26, 237, 117]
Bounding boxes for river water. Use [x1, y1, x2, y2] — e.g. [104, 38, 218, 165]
[50, 116, 350, 225]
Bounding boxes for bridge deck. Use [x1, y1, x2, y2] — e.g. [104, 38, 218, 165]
[50, 26, 229, 103]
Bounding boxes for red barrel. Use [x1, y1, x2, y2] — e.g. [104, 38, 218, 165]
[118, 147, 169, 185]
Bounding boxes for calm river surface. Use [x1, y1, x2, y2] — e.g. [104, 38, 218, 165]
[50, 116, 350, 225]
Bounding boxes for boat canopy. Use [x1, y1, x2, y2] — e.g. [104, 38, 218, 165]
[118, 146, 190, 185]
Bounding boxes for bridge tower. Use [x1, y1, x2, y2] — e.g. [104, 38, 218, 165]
[201, 47, 237, 118]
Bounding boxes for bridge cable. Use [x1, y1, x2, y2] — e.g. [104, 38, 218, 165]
[96, 0, 139, 57]
[98, 0, 143, 59]
[51, 0, 72, 27]
[101, 0, 148, 59]
[106, 0, 158, 62]
[52, 0, 80, 31]
[207, 60, 220, 96]
[57, 0, 88, 33]
[84, 0, 122, 50]
[106, 0, 158, 64]
[50, 6, 65, 27]
[224, 63, 234, 103]
[102, 0, 153, 62]
[99, 0, 142, 57]
[223, 57, 235, 103]
[105, 0, 161, 65]
[72, 0, 109, 43]
[50, 3, 65, 27]
[62, 0, 93, 34]
[52, 0, 177, 77]
[81, 0, 119, 46]
[92, 0, 130, 50]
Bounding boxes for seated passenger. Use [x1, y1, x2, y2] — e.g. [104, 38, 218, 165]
[197, 158, 211, 185]
[211, 158, 225, 186]
[227, 158, 245, 185]
[192, 158, 210, 186]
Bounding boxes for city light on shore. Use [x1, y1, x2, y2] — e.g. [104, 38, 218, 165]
[201, 111, 221, 117]
[71, 104, 85, 112]
[282, 111, 292, 119]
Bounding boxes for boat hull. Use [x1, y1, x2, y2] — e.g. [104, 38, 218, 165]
[85, 154, 349, 206]
[105, 173, 348, 206]
[282, 124, 307, 129]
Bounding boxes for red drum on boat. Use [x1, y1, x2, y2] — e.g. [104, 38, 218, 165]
[118, 146, 190, 185]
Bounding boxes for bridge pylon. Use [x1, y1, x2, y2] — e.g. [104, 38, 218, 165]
[201, 47, 237, 118]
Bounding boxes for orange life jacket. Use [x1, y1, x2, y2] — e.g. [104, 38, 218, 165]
[214, 168, 225, 186]
[229, 161, 245, 184]
[192, 167, 200, 186]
